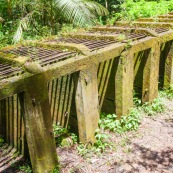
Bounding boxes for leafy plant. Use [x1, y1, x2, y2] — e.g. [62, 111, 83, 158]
[53, 123, 78, 146]
[94, 129, 110, 152]
[0, 137, 4, 147]
[77, 131, 110, 156]
[53, 124, 68, 136]
[99, 113, 118, 131]
[77, 143, 90, 156]
[142, 98, 165, 116]
[52, 165, 60, 173]
[99, 108, 141, 134]
[119, 108, 140, 132]
[18, 163, 32, 173]
[133, 90, 165, 116]
[160, 85, 173, 100]
[77, 108, 140, 156]
[133, 96, 142, 107]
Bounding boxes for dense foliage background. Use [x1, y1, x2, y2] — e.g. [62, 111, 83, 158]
[1, 0, 173, 47]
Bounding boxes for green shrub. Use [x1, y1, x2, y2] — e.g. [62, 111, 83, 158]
[142, 98, 165, 116]
[18, 164, 32, 173]
[0, 137, 4, 147]
[53, 124, 78, 146]
[108, 0, 173, 23]
[160, 85, 173, 99]
[99, 108, 141, 134]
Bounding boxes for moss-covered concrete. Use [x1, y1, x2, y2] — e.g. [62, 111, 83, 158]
[115, 22, 173, 89]
[92, 26, 157, 37]
[159, 41, 173, 88]
[115, 21, 173, 29]
[158, 15, 173, 18]
[115, 51, 134, 117]
[73, 65, 99, 143]
[35, 42, 91, 55]
[22, 74, 58, 173]
[137, 18, 173, 23]
[97, 58, 114, 110]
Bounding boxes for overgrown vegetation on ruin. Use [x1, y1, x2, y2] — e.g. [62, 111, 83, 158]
[13, 87, 173, 173]
[53, 88, 171, 156]
[1, 1, 173, 172]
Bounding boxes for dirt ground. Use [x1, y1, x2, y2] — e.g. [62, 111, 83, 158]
[57, 98, 173, 173]
[1, 98, 173, 173]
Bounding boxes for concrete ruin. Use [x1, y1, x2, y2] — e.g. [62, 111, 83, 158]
[0, 13, 173, 173]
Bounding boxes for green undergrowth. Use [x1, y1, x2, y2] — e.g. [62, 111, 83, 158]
[142, 98, 165, 116]
[99, 109, 140, 134]
[77, 132, 112, 156]
[77, 107, 141, 156]
[52, 90, 168, 158]
[134, 97, 165, 116]
[18, 163, 32, 173]
[53, 123, 78, 147]
[0, 136, 4, 147]
[107, 0, 173, 23]
[160, 85, 173, 100]
[18, 163, 60, 173]
[18, 88, 172, 172]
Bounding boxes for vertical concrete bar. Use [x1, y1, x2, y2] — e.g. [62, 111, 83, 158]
[142, 41, 160, 102]
[0, 100, 3, 137]
[164, 41, 173, 88]
[98, 59, 114, 109]
[21, 75, 58, 173]
[74, 65, 100, 143]
[115, 51, 134, 117]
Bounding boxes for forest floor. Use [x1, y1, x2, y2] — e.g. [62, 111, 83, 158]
[1, 97, 173, 173]
[56, 98, 173, 173]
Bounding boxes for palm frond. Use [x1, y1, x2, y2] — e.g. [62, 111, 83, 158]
[54, 0, 108, 27]
[13, 12, 33, 43]
[83, 0, 109, 16]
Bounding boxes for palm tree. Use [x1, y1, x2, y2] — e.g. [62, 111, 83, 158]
[12, 0, 109, 42]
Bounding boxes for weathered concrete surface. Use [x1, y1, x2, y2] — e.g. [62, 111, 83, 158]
[101, 58, 118, 115]
[160, 41, 173, 88]
[36, 42, 91, 55]
[73, 65, 100, 143]
[92, 26, 158, 37]
[0, 95, 26, 155]
[137, 18, 173, 23]
[115, 21, 173, 29]
[114, 23, 173, 89]
[0, 43, 125, 99]
[141, 41, 160, 102]
[97, 59, 114, 109]
[21, 75, 58, 173]
[159, 15, 173, 18]
[115, 51, 134, 117]
[49, 75, 75, 128]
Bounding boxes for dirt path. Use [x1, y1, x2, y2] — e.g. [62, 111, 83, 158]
[57, 98, 173, 173]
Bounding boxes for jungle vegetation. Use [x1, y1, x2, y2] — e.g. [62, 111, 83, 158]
[1, 0, 173, 47]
